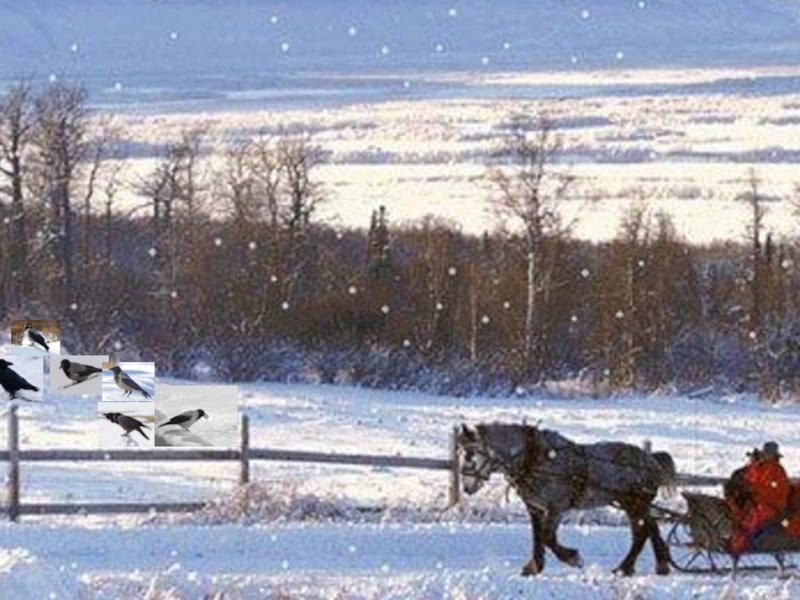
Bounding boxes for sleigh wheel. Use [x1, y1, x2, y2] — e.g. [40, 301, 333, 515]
[667, 520, 729, 573]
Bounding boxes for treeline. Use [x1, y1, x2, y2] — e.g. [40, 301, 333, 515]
[1, 81, 799, 398]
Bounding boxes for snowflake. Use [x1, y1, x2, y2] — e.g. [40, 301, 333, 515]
[580, 268, 590, 278]
[114, 340, 122, 350]
[70, 42, 79, 53]
[348, 26, 358, 37]
[481, 56, 490, 66]
[503, 301, 511, 310]
[616, 51, 625, 61]
[2, 217, 8, 225]
[270, 275, 278, 283]
[748, 330, 757, 340]
[148, 247, 158, 258]
[502, 42, 512, 51]
[113, 82, 123, 92]
[580, 9, 590, 19]
[281, 560, 289, 570]
[447, 266, 457, 277]
[638, 259, 645, 268]
[436, 302, 444, 311]
[169, 32, 179, 41]
[403, 339, 411, 348]
[571, 315, 579, 323]
[281, 301, 290, 311]
[280, 42, 290, 53]
[403, 80, 411, 89]
[248, 241, 257, 251]
[571, 56, 579, 65]
[269, 15, 279, 25]
[435, 43, 445, 53]
[381, 305, 390, 314]
[638, 1, 646, 8]
[615, 310, 624, 320]
[214, 238, 222, 247]
[348, 286, 358, 295]
[380, 45, 391, 56]
[171, 290, 178, 299]
[480, 315, 490, 325]
[70, 302, 78, 311]
[447, 7, 458, 17]
[48, 74, 57, 83]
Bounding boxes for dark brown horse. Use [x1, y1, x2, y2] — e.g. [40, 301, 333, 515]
[458, 423, 675, 576]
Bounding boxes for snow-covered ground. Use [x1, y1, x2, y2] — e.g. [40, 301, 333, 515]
[102, 362, 155, 401]
[3, 364, 800, 597]
[97, 401, 154, 448]
[156, 385, 239, 448]
[49, 356, 107, 396]
[10, 340, 61, 357]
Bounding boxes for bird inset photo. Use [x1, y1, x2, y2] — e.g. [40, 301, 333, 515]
[0, 357, 43, 402]
[102, 362, 154, 401]
[155, 385, 238, 448]
[51, 355, 108, 395]
[98, 402, 154, 448]
[10, 320, 61, 356]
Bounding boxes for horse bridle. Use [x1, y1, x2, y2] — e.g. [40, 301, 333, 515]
[461, 442, 506, 484]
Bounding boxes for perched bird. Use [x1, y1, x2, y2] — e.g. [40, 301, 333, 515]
[109, 366, 152, 399]
[161, 409, 209, 431]
[103, 412, 151, 440]
[23, 323, 49, 352]
[0, 359, 40, 400]
[60, 359, 102, 385]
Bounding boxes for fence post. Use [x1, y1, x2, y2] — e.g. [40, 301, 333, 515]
[448, 426, 461, 507]
[8, 404, 20, 523]
[239, 412, 250, 487]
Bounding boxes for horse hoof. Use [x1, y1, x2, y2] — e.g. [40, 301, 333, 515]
[565, 551, 584, 568]
[656, 563, 670, 576]
[521, 561, 542, 577]
[613, 566, 634, 577]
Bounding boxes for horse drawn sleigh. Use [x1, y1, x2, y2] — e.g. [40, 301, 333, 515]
[457, 422, 800, 577]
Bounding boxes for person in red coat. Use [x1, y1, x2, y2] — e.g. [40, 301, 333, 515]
[729, 441, 790, 554]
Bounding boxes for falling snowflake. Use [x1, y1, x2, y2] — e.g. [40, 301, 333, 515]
[348, 545, 357, 553]
[502, 42, 512, 51]
[503, 301, 511, 310]
[48, 74, 57, 83]
[169, 32, 179, 41]
[480, 315, 490, 325]
[638, 1, 646, 8]
[435, 43, 445, 53]
[380, 45, 391, 56]
[571, 56, 579, 65]
[113, 82, 123, 92]
[571, 315, 579, 323]
[748, 330, 757, 340]
[280, 42, 290, 53]
[70, 42, 79, 53]
[447, 7, 458, 17]
[580, 8, 590, 19]
[348, 286, 358, 295]
[70, 303, 78, 311]
[403, 80, 411, 89]
[638, 259, 645, 268]
[447, 266, 457, 276]
[481, 56, 490, 66]
[281, 301, 290, 311]
[248, 241, 257, 251]
[381, 305, 390, 314]
[580, 268, 590, 278]
[269, 15, 279, 25]
[214, 238, 222, 247]
[113, 340, 122, 351]
[348, 26, 358, 37]
[281, 560, 289, 570]
[615, 310, 624, 320]
[148, 247, 158, 258]
[436, 302, 444, 311]
[616, 51, 625, 60]
[270, 275, 278, 283]
[171, 290, 178, 299]
[2, 217, 8, 225]
[403, 339, 411, 348]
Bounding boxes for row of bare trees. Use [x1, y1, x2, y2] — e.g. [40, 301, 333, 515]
[1, 81, 799, 397]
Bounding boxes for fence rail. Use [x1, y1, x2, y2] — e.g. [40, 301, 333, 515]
[2, 405, 460, 521]
[1, 404, 728, 522]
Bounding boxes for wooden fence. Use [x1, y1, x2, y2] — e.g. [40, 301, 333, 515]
[1, 404, 728, 522]
[1, 404, 460, 522]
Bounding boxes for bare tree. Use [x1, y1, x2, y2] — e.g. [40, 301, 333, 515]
[739, 168, 768, 336]
[0, 82, 35, 305]
[488, 114, 574, 378]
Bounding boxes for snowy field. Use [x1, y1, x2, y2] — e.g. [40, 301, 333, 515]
[2, 357, 800, 596]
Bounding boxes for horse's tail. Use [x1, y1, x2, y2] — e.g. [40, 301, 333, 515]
[652, 451, 677, 497]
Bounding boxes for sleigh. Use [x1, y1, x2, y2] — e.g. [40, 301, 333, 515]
[665, 492, 800, 575]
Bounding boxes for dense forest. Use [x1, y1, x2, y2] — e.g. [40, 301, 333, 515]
[1, 81, 799, 398]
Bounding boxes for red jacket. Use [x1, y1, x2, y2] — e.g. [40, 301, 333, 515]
[744, 458, 789, 514]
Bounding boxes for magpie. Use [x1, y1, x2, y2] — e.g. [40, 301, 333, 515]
[103, 412, 151, 440]
[24, 323, 49, 351]
[161, 409, 209, 430]
[109, 366, 152, 399]
[0, 359, 40, 400]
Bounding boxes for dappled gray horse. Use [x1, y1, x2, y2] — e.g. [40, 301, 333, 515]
[457, 423, 675, 576]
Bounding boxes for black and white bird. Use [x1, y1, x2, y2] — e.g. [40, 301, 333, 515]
[109, 366, 152, 399]
[59, 359, 102, 386]
[0, 359, 40, 400]
[102, 412, 151, 440]
[161, 409, 209, 431]
[23, 323, 49, 351]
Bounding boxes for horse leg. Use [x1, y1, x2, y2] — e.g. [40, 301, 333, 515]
[542, 511, 582, 568]
[645, 514, 671, 575]
[521, 508, 546, 576]
[613, 504, 650, 576]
